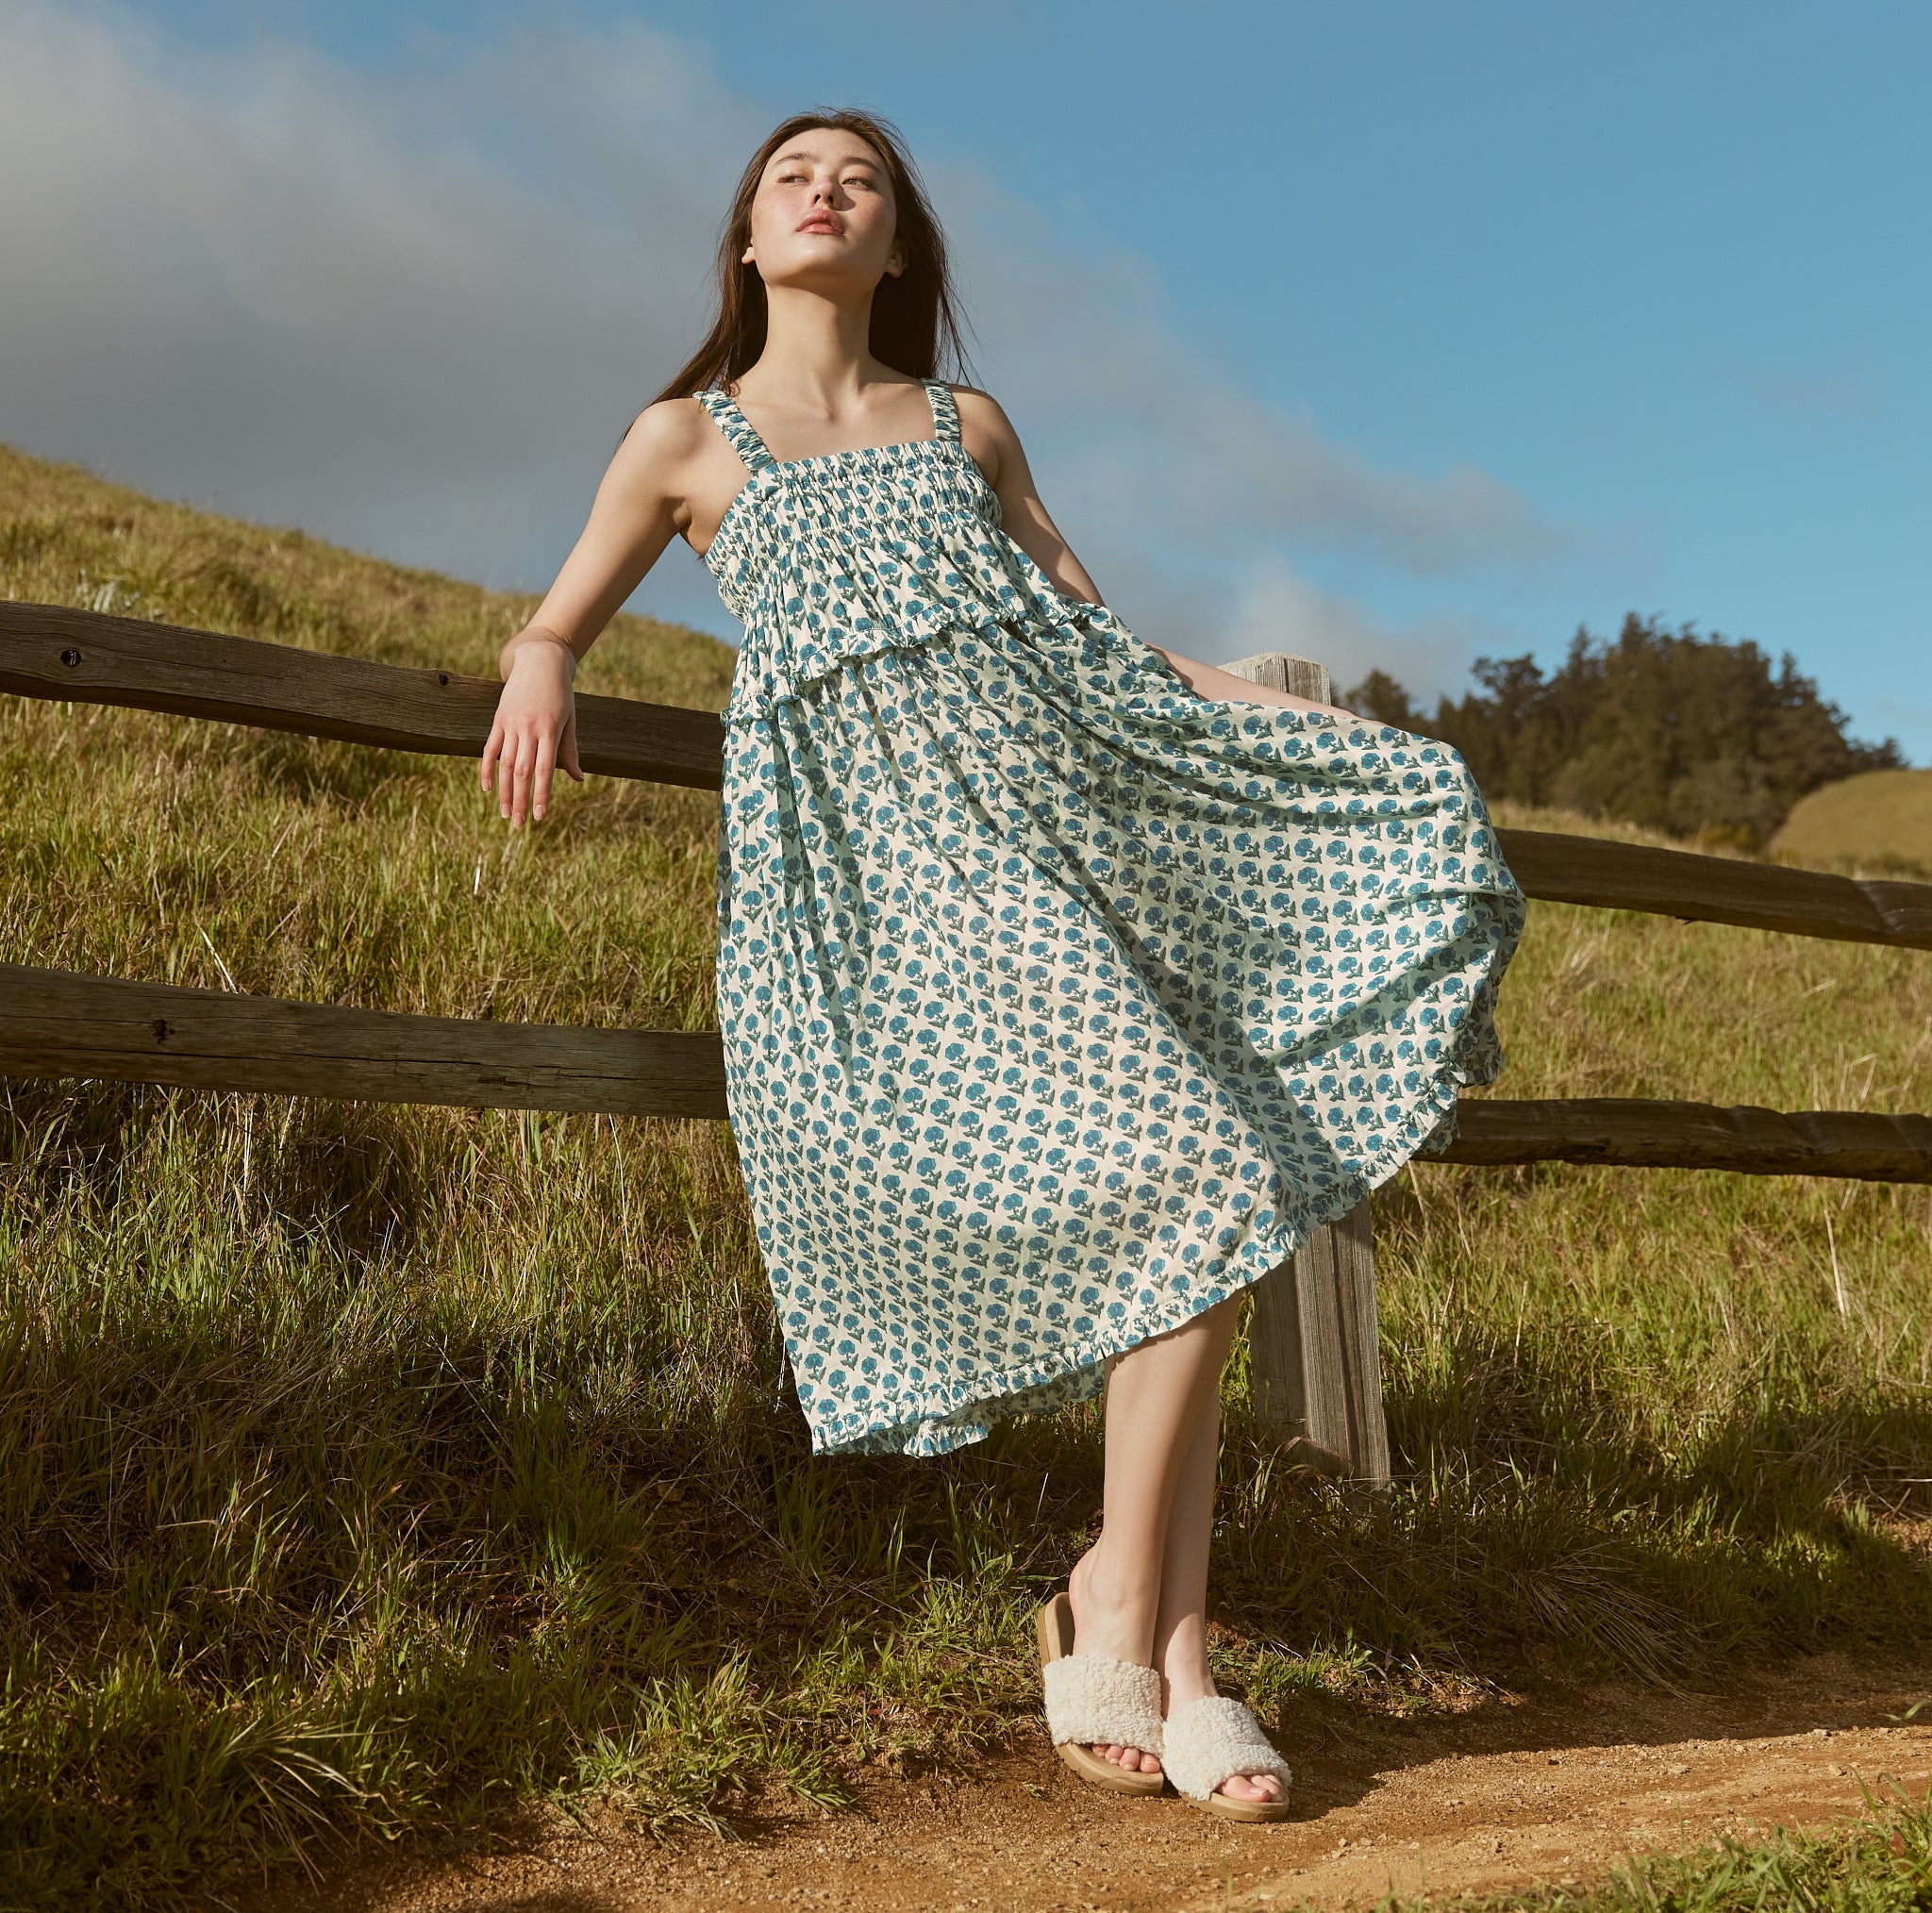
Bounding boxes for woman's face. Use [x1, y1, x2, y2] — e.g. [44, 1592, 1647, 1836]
[743, 128, 903, 297]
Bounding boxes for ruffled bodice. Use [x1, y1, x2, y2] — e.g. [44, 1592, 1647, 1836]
[701, 381, 1098, 728]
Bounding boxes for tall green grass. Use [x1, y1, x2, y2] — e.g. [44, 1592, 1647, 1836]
[3, 445, 1929, 1907]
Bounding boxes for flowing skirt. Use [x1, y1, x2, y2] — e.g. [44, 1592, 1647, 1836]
[712, 606, 1524, 1456]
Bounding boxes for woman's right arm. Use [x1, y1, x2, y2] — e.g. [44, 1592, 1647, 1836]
[483, 400, 706, 826]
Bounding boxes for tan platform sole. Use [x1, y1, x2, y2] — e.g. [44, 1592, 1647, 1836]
[1187, 1784, 1294, 1822]
[1034, 1593, 1165, 1797]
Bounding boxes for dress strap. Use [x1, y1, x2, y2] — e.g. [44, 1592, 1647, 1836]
[924, 380, 961, 445]
[697, 387, 778, 474]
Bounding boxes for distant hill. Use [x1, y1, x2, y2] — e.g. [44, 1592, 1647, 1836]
[1771, 768, 1932, 878]
[0, 442, 737, 711]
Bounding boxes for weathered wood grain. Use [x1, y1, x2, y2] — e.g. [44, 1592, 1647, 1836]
[6, 964, 1921, 1179]
[0, 963, 728, 1118]
[1433, 1097, 1932, 1183]
[7, 604, 1932, 951]
[1495, 827, 1932, 950]
[0, 601, 725, 790]
[1248, 1196, 1390, 1484]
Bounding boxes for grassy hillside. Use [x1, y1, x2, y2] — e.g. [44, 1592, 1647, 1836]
[1774, 767, 1932, 879]
[3, 445, 1930, 1908]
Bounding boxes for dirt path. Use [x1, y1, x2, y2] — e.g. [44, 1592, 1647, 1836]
[249, 1653, 1932, 1912]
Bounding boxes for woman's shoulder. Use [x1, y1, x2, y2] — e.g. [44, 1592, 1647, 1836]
[940, 383, 1018, 437]
[621, 393, 719, 456]
[941, 380, 1003, 410]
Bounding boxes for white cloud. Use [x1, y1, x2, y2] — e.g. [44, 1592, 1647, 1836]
[937, 167, 1597, 575]
[0, 5, 745, 607]
[1219, 553, 1507, 705]
[0, 2, 1610, 688]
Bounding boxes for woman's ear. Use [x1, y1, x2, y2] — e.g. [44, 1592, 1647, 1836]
[885, 245, 907, 278]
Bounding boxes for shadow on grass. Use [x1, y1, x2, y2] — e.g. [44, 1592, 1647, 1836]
[2, 1316, 1928, 1906]
[4, 1108, 1932, 1906]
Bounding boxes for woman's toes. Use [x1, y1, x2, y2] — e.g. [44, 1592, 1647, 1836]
[1218, 1771, 1283, 1804]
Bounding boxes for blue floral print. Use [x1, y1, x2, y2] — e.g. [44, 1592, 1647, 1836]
[697, 379, 1524, 1457]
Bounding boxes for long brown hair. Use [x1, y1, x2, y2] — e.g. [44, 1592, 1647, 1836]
[650, 108, 973, 404]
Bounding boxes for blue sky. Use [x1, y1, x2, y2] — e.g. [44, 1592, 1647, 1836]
[6, 2, 1926, 756]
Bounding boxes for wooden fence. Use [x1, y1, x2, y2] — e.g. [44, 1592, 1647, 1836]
[4, 602, 1928, 1483]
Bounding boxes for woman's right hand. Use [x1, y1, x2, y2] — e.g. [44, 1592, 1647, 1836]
[482, 631, 584, 826]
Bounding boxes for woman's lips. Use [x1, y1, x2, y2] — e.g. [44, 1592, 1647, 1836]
[798, 217, 842, 235]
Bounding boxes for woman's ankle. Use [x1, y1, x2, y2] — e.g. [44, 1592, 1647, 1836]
[1068, 1539, 1161, 1665]
[1154, 1618, 1218, 1713]
[1159, 1661, 1218, 1714]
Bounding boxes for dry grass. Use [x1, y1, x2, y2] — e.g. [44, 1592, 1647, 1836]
[3, 443, 1930, 1908]
[1773, 770, 1932, 881]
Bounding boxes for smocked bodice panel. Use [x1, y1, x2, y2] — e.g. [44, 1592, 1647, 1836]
[699, 382, 1091, 728]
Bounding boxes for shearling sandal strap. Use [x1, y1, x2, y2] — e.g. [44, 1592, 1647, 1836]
[1041, 1654, 1166, 1756]
[1161, 1695, 1293, 1805]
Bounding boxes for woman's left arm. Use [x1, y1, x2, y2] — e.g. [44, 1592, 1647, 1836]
[952, 387, 1358, 721]
[954, 386, 1105, 606]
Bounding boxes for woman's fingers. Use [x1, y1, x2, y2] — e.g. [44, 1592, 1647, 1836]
[504, 730, 530, 823]
[532, 728, 558, 821]
[483, 644, 576, 822]
[515, 730, 541, 826]
[506, 725, 571, 825]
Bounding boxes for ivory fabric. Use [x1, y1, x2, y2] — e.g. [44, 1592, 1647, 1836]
[1041, 1655, 1167, 1756]
[1161, 1695, 1294, 1803]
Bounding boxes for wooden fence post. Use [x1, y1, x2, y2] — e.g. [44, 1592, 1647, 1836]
[1219, 651, 1391, 1487]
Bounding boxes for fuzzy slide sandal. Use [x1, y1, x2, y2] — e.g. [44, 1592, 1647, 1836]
[1161, 1694, 1294, 1822]
[1035, 1593, 1166, 1796]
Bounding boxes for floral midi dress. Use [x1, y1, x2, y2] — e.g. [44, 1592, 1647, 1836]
[697, 378, 1524, 1458]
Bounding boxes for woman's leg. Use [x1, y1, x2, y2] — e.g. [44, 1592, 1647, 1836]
[1150, 1382, 1286, 1804]
[1067, 1293, 1243, 1774]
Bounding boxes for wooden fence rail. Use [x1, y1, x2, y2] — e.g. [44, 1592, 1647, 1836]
[5, 602, 1930, 950]
[0, 601, 724, 789]
[6, 605, 1929, 1484]
[7, 961, 1926, 1181]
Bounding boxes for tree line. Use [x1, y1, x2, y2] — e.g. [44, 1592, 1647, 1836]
[1344, 613, 1904, 850]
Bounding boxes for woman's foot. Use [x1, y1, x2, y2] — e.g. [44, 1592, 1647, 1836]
[1067, 1544, 1163, 1780]
[1158, 1641, 1286, 1806]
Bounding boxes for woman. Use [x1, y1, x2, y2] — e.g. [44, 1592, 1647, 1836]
[482, 108, 1524, 1820]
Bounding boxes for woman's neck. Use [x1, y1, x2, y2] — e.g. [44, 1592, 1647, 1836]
[746, 286, 891, 413]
